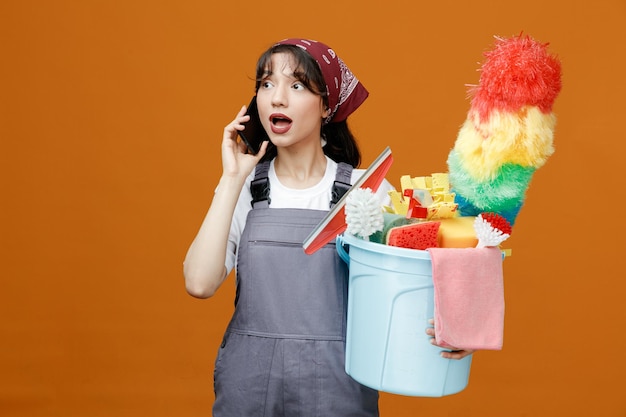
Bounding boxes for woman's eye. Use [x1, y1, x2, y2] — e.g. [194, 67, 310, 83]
[261, 81, 273, 89]
[293, 83, 306, 91]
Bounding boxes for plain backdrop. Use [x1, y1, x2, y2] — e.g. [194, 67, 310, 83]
[1, 0, 625, 416]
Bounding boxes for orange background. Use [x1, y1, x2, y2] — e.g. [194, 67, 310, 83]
[1, 1, 625, 416]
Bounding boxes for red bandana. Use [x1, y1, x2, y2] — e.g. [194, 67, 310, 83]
[276, 38, 369, 124]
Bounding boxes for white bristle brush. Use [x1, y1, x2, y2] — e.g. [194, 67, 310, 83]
[474, 212, 512, 248]
[345, 187, 384, 240]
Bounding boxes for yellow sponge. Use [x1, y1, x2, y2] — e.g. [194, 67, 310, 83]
[437, 216, 478, 248]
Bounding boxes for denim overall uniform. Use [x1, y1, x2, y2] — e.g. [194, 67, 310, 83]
[212, 161, 379, 416]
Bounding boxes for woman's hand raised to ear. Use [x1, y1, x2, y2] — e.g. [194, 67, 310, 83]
[221, 105, 268, 179]
[425, 319, 475, 360]
[183, 106, 269, 299]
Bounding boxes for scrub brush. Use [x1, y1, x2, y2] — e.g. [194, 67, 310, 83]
[345, 188, 384, 240]
[474, 212, 512, 248]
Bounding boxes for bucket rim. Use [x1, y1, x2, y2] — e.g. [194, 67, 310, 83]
[339, 233, 432, 260]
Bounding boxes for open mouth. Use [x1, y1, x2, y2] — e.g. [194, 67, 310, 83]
[270, 113, 292, 134]
[271, 115, 292, 126]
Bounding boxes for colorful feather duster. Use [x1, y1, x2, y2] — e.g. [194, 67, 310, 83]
[447, 34, 562, 225]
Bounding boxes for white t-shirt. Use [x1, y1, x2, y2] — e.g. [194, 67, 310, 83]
[224, 156, 395, 273]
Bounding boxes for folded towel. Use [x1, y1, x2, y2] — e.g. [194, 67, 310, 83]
[427, 247, 504, 350]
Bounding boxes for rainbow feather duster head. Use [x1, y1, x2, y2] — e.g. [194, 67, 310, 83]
[448, 34, 562, 226]
[470, 34, 562, 122]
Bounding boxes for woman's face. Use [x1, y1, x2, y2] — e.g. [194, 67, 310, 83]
[256, 52, 329, 151]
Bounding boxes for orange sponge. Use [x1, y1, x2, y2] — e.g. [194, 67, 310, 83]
[437, 216, 478, 248]
[386, 221, 441, 250]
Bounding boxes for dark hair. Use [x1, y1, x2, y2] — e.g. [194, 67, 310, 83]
[253, 44, 361, 168]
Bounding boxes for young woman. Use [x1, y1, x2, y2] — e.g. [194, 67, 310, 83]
[184, 38, 471, 416]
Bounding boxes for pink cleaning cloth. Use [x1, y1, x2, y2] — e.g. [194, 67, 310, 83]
[427, 247, 505, 351]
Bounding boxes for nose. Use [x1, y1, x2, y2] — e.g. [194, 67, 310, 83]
[270, 84, 288, 108]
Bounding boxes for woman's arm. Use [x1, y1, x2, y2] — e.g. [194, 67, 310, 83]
[183, 106, 268, 298]
[183, 175, 245, 298]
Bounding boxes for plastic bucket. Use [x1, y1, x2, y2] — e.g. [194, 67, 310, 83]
[337, 233, 472, 397]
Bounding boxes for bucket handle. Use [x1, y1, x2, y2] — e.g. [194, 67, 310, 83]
[336, 235, 350, 265]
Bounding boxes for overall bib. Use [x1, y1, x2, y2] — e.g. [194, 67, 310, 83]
[213, 162, 379, 417]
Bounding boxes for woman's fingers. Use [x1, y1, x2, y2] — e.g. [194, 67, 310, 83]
[224, 105, 250, 141]
[440, 349, 475, 360]
[425, 318, 474, 360]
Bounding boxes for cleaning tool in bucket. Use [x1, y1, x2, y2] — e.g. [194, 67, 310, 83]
[337, 233, 472, 397]
[447, 34, 562, 226]
[427, 245, 505, 351]
[303, 147, 393, 254]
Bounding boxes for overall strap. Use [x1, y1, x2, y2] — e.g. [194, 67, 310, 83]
[250, 160, 353, 209]
[250, 161, 271, 208]
[330, 162, 353, 208]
